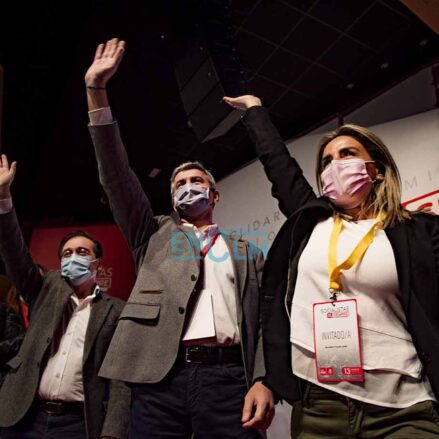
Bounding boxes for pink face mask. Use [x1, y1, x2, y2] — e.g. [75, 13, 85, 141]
[321, 158, 373, 209]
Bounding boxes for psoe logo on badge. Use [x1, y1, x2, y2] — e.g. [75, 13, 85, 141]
[327, 308, 349, 318]
[319, 367, 334, 376]
[402, 189, 439, 215]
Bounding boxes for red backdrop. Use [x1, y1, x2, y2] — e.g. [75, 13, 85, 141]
[29, 224, 135, 300]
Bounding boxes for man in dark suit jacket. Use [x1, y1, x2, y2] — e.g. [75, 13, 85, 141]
[0, 155, 130, 438]
[84, 39, 274, 438]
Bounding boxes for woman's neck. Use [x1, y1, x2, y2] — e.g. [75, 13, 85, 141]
[339, 205, 375, 221]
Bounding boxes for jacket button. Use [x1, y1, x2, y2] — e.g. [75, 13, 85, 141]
[191, 274, 197, 281]
[36, 362, 40, 368]
[178, 307, 185, 314]
[46, 337, 51, 344]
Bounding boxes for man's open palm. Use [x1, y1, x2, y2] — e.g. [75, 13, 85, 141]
[85, 38, 126, 87]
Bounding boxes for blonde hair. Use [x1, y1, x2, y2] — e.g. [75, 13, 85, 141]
[315, 124, 412, 228]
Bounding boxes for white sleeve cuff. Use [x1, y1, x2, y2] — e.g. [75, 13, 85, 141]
[0, 197, 13, 214]
[88, 107, 113, 125]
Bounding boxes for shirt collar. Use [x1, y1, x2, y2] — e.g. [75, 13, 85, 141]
[181, 223, 220, 240]
[71, 285, 101, 306]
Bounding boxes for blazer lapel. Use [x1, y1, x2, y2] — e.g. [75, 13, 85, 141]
[385, 224, 411, 310]
[52, 277, 74, 332]
[176, 224, 201, 271]
[83, 294, 112, 365]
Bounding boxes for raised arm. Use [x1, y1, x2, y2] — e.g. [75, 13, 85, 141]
[0, 155, 43, 305]
[223, 95, 316, 218]
[85, 39, 157, 264]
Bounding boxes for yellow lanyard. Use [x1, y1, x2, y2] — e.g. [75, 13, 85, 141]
[328, 212, 385, 300]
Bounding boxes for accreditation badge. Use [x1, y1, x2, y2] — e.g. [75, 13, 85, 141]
[313, 299, 364, 382]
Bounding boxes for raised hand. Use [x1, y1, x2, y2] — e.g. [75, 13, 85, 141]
[0, 154, 17, 198]
[84, 38, 126, 88]
[222, 95, 262, 111]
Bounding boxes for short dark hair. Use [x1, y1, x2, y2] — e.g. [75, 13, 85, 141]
[58, 230, 103, 259]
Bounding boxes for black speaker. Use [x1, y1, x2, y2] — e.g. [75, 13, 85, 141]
[171, 2, 246, 142]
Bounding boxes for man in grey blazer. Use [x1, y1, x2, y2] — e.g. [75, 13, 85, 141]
[85, 39, 274, 438]
[0, 155, 130, 438]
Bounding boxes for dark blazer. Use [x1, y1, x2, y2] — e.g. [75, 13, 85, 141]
[0, 209, 130, 439]
[243, 105, 439, 403]
[0, 302, 25, 385]
[88, 121, 265, 387]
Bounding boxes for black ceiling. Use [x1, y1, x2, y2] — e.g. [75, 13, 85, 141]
[1, 0, 438, 225]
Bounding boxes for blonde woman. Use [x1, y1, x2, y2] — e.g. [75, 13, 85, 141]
[224, 95, 439, 438]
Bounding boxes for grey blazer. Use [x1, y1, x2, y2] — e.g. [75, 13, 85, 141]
[0, 209, 130, 439]
[89, 121, 265, 386]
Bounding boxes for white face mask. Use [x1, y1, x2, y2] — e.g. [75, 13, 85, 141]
[173, 184, 211, 219]
[321, 158, 374, 209]
[61, 254, 97, 286]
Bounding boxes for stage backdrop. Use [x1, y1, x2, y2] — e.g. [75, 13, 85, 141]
[29, 224, 135, 300]
[214, 108, 439, 439]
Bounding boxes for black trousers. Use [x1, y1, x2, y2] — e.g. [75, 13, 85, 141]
[1, 404, 86, 439]
[129, 358, 261, 439]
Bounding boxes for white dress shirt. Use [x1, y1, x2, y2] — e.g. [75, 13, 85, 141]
[181, 224, 240, 346]
[291, 217, 435, 408]
[38, 287, 100, 401]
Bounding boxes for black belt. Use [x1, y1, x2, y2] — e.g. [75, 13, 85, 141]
[182, 345, 243, 364]
[36, 399, 84, 415]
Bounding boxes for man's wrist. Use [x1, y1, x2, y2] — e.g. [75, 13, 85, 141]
[85, 76, 106, 89]
[0, 188, 11, 199]
[0, 197, 13, 214]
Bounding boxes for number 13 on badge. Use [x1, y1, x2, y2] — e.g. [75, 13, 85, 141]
[313, 299, 364, 382]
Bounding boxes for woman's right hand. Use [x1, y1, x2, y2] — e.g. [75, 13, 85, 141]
[222, 95, 262, 111]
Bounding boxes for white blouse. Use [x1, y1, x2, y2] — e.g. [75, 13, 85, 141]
[290, 217, 435, 408]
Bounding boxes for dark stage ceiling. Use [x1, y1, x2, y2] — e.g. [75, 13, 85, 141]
[0, 0, 438, 225]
